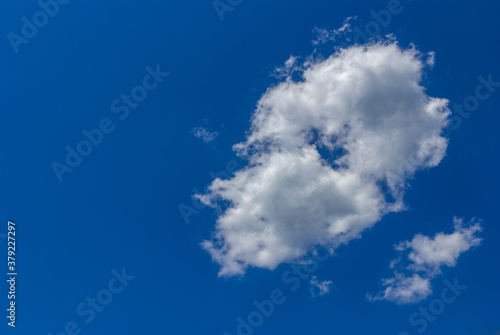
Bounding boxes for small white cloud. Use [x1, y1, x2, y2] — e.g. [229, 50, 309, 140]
[192, 127, 219, 143]
[401, 217, 482, 274]
[310, 276, 336, 297]
[426, 51, 436, 68]
[312, 16, 356, 46]
[273, 55, 301, 79]
[369, 218, 482, 304]
[284, 55, 297, 68]
[368, 273, 432, 304]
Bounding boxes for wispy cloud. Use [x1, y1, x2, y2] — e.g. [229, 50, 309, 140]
[368, 218, 482, 304]
[191, 126, 219, 143]
[310, 276, 337, 297]
[312, 16, 356, 46]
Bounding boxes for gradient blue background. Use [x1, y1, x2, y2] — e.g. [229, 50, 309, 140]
[1, 0, 499, 334]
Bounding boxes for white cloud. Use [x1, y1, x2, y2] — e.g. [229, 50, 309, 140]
[369, 218, 482, 304]
[400, 217, 482, 274]
[273, 55, 301, 79]
[197, 41, 451, 277]
[192, 126, 219, 143]
[312, 17, 356, 46]
[426, 51, 436, 68]
[310, 276, 336, 297]
[370, 273, 432, 305]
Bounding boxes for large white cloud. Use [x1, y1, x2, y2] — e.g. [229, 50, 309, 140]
[197, 41, 451, 277]
[369, 217, 482, 304]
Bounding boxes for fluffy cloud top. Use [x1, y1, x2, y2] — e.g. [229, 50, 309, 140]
[369, 218, 482, 304]
[197, 41, 450, 277]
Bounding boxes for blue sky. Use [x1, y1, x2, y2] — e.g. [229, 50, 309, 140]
[1, 0, 500, 334]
